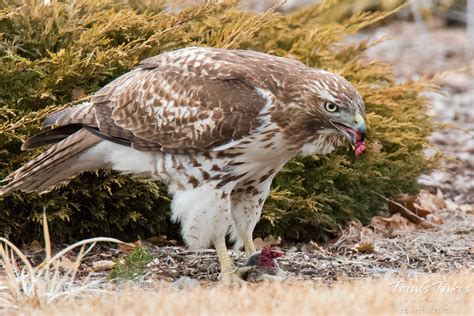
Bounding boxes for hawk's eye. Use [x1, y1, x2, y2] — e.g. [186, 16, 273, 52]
[324, 102, 338, 112]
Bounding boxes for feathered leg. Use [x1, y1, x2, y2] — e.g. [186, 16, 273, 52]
[171, 185, 251, 284]
[229, 180, 286, 282]
[230, 179, 273, 258]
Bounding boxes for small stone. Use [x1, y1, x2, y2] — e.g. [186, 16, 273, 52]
[172, 276, 200, 290]
[92, 260, 115, 271]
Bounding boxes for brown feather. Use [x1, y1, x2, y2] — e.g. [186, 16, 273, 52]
[21, 125, 83, 150]
[0, 129, 102, 194]
[42, 103, 98, 129]
[29, 48, 315, 155]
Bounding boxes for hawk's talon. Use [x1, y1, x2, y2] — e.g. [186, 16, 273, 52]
[219, 267, 255, 286]
[230, 266, 253, 276]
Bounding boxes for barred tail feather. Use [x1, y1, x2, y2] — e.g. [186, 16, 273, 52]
[0, 128, 103, 195]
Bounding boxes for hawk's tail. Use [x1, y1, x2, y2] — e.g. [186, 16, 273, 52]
[0, 128, 102, 195]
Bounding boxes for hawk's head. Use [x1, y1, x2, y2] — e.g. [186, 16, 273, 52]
[294, 69, 367, 157]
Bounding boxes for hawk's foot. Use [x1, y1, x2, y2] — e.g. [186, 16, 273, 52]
[219, 266, 254, 286]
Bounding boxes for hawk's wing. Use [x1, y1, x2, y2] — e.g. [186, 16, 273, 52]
[89, 48, 271, 153]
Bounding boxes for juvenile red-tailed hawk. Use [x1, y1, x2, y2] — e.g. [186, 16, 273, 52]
[1, 47, 366, 284]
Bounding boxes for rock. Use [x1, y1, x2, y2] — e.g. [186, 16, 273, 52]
[368, 267, 398, 275]
[92, 260, 116, 271]
[171, 277, 200, 290]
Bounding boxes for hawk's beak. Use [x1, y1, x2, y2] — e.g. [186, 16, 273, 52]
[351, 113, 366, 143]
[330, 113, 367, 157]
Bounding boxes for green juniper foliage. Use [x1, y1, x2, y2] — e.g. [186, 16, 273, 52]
[0, 0, 434, 244]
[109, 246, 153, 281]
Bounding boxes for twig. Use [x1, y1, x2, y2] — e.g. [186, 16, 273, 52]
[372, 191, 437, 229]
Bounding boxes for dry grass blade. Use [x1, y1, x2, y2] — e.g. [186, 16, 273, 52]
[43, 208, 51, 262]
[0, 212, 125, 310]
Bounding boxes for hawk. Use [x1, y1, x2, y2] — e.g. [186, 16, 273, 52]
[0, 47, 366, 284]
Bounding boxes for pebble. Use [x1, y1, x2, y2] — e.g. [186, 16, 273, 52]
[92, 260, 116, 271]
[172, 276, 200, 290]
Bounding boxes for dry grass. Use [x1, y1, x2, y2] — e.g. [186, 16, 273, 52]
[5, 272, 473, 315]
[0, 212, 124, 309]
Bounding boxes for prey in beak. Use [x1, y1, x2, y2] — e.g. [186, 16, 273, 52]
[330, 113, 367, 157]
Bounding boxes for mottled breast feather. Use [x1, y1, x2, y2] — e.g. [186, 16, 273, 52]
[88, 47, 311, 153]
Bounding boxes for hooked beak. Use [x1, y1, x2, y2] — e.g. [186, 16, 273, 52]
[330, 113, 367, 157]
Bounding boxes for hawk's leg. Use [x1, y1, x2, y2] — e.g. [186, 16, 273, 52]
[212, 234, 235, 275]
[243, 237, 257, 258]
[230, 179, 273, 258]
[213, 220, 255, 285]
[171, 184, 250, 284]
[230, 179, 287, 282]
[213, 236, 251, 285]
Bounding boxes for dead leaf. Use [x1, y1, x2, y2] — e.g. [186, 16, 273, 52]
[147, 235, 177, 246]
[99, 252, 113, 258]
[58, 256, 76, 271]
[371, 213, 418, 232]
[309, 241, 325, 252]
[459, 204, 474, 214]
[300, 241, 334, 255]
[445, 199, 460, 211]
[119, 240, 142, 253]
[415, 189, 446, 213]
[426, 214, 444, 225]
[385, 192, 439, 228]
[254, 235, 281, 250]
[29, 240, 42, 252]
[353, 241, 375, 253]
[389, 194, 431, 217]
[92, 260, 115, 272]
